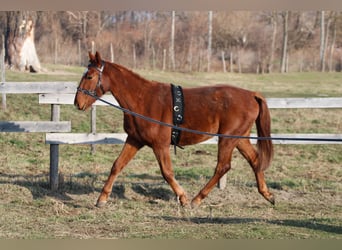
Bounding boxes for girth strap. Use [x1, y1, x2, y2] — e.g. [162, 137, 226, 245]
[170, 84, 185, 154]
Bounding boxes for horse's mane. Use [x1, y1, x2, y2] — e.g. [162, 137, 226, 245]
[108, 61, 151, 84]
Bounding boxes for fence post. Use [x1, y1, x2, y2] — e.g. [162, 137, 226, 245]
[90, 42, 97, 154]
[90, 106, 96, 154]
[217, 174, 227, 190]
[50, 104, 60, 190]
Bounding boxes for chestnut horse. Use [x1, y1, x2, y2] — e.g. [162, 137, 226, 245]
[74, 51, 274, 208]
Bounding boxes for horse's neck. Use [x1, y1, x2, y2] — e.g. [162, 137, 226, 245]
[109, 63, 150, 110]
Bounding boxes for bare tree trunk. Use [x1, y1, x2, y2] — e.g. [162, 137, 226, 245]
[328, 19, 336, 72]
[320, 11, 326, 72]
[82, 11, 88, 36]
[323, 18, 331, 72]
[110, 42, 114, 62]
[144, 21, 153, 69]
[152, 46, 156, 70]
[207, 11, 213, 72]
[187, 36, 193, 72]
[5, 11, 41, 72]
[268, 11, 277, 73]
[78, 39, 81, 65]
[299, 51, 303, 72]
[162, 48, 166, 71]
[91, 40, 95, 53]
[280, 11, 288, 73]
[237, 49, 242, 73]
[229, 50, 233, 73]
[170, 11, 176, 71]
[90, 40, 96, 154]
[132, 44, 136, 68]
[198, 50, 203, 71]
[221, 51, 226, 72]
[1, 35, 6, 110]
[54, 37, 58, 64]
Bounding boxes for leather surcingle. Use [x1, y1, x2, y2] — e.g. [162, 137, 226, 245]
[170, 84, 185, 153]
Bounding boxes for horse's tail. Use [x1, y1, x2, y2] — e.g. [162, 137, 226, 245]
[255, 93, 273, 171]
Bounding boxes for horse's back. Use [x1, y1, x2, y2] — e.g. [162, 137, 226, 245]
[177, 84, 260, 145]
[183, 84, 259, 117]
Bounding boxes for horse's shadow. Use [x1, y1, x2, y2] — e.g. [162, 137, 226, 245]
[158, 215, 342, 235]
[0, 171, 173, 203]
[2, 172, 341, 236]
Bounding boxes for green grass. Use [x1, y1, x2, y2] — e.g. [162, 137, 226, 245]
[0, 64, 341, 239]
[138, 70, 342, 97]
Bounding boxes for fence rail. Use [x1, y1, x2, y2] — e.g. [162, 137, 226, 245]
[45, 133, 342, 145]
[0, 121, 71, 132]
[0, 82, 76, 93]
[1, 81, 342, 190]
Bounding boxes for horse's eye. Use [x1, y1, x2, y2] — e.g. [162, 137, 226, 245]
[86, 75, 93, 80]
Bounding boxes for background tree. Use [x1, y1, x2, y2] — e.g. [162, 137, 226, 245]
[0, 11, 41, 72]
[207, 11, 213, 72]
[1, 11, 342, 73]
[280, 11, 289, 73]
[170, 11, 176, 71]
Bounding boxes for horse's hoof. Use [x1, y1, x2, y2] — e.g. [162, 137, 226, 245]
[177, 195, 189, 207]
[267, 195, 275, 206]
[190, 199, 201, 209]
[96, 200, 107, 208]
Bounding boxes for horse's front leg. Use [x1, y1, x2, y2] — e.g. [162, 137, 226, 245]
[153, 146, 189, 206]
[96, 138, 142, 207]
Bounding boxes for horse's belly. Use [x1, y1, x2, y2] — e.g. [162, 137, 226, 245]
[179, 132, 213, 146]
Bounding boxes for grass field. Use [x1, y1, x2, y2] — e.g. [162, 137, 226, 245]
[0, 65, 341, 239]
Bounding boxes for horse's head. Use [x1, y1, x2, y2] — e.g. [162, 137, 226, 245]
[74, 51, 107, 111]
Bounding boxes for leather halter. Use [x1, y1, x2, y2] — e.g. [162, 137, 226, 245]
[77, 61, 105, 97]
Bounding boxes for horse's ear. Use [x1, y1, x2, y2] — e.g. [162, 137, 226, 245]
[95, 51, 102, 66]
[89, 51, 95, 62]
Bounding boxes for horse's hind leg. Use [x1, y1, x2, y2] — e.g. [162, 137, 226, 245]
[191, 139, 236, 208]
[96, 137, 142, 207]
[153, 146, 188, 206]
[237, 139, 275, 205]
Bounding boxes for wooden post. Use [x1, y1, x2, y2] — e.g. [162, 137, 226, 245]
[91, 41, 96, 154]
[90, 106, 96, 154]
[50, 104, 60, 190]
[218, 174, 227, 190]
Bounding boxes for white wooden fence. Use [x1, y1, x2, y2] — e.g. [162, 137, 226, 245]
[1, 81, 342, 190]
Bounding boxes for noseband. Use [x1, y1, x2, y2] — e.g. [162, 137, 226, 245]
[77, 61, 106, 97]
